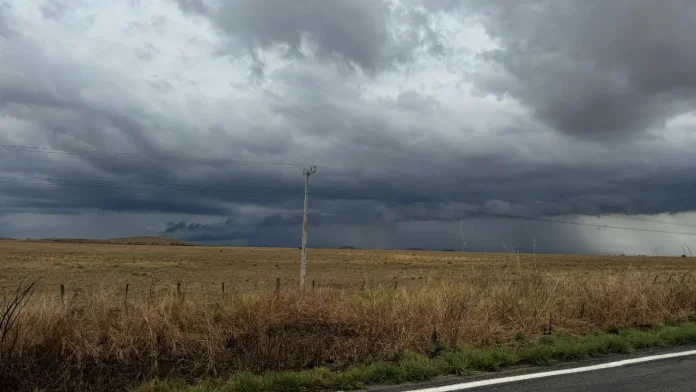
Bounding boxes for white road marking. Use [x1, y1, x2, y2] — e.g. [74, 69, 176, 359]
[398, 349, 696, 392]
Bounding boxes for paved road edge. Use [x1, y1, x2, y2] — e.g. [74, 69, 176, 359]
[360, 345, 696, 392]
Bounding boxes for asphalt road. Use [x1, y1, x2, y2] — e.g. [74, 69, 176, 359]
[471, 354, 696, 392]
[370, 348, 696, 392]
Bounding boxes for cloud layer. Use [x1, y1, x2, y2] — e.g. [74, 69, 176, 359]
[1, 0, 695, 254]
[469, 0, 696, 140]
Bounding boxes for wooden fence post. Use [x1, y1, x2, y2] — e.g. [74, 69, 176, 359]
[148, 278, 155, 304]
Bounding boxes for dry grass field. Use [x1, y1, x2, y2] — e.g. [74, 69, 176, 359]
[1, 240, 694, 298]
[2, 240, 696, 391]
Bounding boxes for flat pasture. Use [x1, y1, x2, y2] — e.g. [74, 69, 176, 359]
[1, 240, 693, 297]
[2, 240, 696, 391]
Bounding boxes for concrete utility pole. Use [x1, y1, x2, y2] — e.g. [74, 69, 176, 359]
[300, 165, 317, 293]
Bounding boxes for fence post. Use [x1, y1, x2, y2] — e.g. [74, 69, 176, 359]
[148, 278, 155, 304]
[543, 314, 553, 335]
[222, 281, 225, 294]
[393, 277, 398, 290]
[275, 278, 280, 297]
[60, 284, 65, 303]
[124, 283, 129, 308]
[312, 279, 316, 293]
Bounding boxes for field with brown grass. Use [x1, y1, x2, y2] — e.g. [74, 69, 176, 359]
[2, 240, 694, 297]
[1, 240, 696, 391]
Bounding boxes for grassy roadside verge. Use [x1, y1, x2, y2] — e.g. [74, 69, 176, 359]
[6, 268, 696, 391]
[136, 320, 696, 392]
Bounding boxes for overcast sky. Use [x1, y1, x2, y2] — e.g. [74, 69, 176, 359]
[1, 0, 696, 255]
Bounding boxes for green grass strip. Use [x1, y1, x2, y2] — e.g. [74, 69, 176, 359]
[135, 322, 696, 392]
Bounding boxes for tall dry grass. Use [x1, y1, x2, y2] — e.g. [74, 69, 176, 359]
[2, 266, 696, 391]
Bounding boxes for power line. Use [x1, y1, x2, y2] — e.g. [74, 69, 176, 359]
[305, 192, 696, 236]
[7, 144, 694, 227]
[1, 173, 696, 237]
[0, 176, 306, 195]
[481, 214, 696, 237]
[0, 176, 443, 206]
[2, 175, 696, 236]
[596, 215, 696, 229]
[0, 144, 345, 171]
[311, 196, 696, 237]
[309, 191, 696, 231]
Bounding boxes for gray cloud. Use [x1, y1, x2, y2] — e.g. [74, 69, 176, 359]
[38, 0, 72, 20]
[173, 0, 208, 15]
[0, 3, 12, 38]
[468, 0, 696, 140]
[174, 0, 444, 73]
[0, 0, 695, 254]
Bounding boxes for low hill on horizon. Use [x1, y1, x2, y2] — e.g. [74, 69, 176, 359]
[30, 236, 197, 246]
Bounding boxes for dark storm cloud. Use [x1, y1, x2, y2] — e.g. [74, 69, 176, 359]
[1, 0, 696, 252]
[0, 30, 306, 216]
[162, 202, 467, 242]
[173, 0, 443, 72]
[162, 208, 409, 244]
[468, 0, 696, 140]
[163, 210, 601, 254]
[0, 179, 248, 216]
[3, 51, 695, 242]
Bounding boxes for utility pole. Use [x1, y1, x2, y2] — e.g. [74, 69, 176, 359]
[300, 165, 317, 293]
